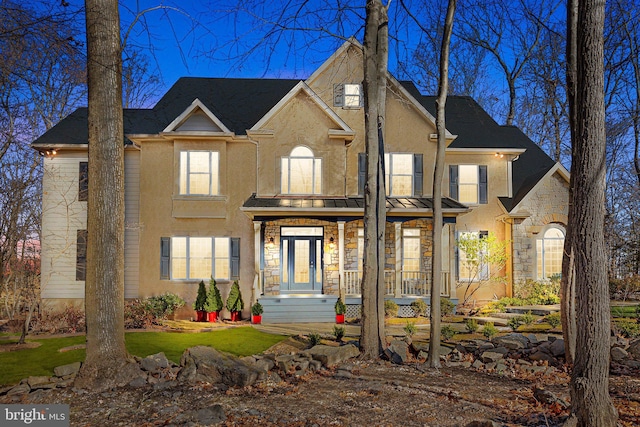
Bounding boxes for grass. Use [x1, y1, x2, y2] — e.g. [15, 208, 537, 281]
[610, 305, 640, 318]
[0, 327, 287, 387]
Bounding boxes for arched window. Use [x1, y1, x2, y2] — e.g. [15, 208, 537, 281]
[281, 146, 322, 194]
[536, 226, 565, 280]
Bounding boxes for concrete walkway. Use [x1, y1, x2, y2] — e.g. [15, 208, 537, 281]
[253, 321, 433, 340]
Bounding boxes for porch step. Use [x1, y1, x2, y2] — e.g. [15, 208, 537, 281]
[466, 316, 509, 327]
[258, 295, 338, 324]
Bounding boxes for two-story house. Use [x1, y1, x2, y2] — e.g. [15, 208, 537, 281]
[32, 40, 569, 322]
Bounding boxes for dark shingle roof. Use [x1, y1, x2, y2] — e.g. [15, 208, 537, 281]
[400, 80, 559, 212]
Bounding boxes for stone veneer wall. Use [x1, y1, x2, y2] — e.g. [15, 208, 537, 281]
[263, 218, 339, 296]
[511, 172, 569, 284]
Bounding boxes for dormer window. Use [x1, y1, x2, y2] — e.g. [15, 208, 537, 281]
[334, 83, 363, 108]
[281, 146, 322, 195]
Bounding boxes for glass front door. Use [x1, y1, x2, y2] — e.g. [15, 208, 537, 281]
[281, 228, 323, 293]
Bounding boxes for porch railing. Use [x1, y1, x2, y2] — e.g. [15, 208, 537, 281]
[344, 269, 451, 298]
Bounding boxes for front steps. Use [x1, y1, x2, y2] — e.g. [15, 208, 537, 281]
[258, 295, 338, 323]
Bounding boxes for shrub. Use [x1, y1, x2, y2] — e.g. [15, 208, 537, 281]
[251, 302, 263, 316]
[507, 317, 522, 331]
[610, 276, 640, 300]
[520, 311, 535, 325]
[308, 332, 322, 347]
[33, 304, 86, 334]
[485, 297, 528, 313]
[124, 299, 154, 329]
[613, 319, 640, 338]
[514, 279, 560, 305]
[440, 297, 455, 317]
[482, 322, 498, 339]
[410, 299, 428, 317]
[204, 278, 223, 313]
[545, 312, 561, 328]
[335, 298, 346, 315]
[464, 318, 479, 333]
[193, 280, 208, 311]
[441, 325, 456, 341]
[384, 300, 399, 317]
[145, 293, 185, 319]
[333, 325, 345, 341]
[404, 321, 418, 337]
[226, 280, 244, 312]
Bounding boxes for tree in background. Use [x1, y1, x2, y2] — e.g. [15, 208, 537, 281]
[428, 0, 456, 369]
[564, 0, 618, 424]
[360, 0, 389, 360]
[74, 0, 142, 391]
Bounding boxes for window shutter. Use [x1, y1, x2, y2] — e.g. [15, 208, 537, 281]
[79, 162, 88, 202]
[479, 165, 488, 204]
[76, 229, 87, 281]
[160, 237, 170, 280]
[333, 84, 344, 107]
[230, 238, 240, 280]
[449, 165, 458, 200]
[358, 84, 364, 107]
[413, 154, 423, 197]
[358, 153, 366, 195]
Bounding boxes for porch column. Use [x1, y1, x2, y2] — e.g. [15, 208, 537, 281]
[253, 221, 262, 297]
[395, 222, 402, 297]
[338, 221, 345, 298]
[449, 223, 456, 298]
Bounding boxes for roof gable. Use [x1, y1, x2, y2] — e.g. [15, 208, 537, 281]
[250, 81, 353, 138]
[163, 98, 231, 133]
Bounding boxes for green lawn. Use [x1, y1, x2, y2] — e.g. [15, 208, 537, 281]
[0, 327, 287, 387]
[610, 304, 640, 318]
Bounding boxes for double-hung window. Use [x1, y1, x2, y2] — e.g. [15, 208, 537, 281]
[179, 151, 219, 195]
[402, 229, 421, 272]
[334, 83, 363, 108]
[281, 146, 322, 195]
[536, 227, 564, 280]
[161, 236, 239, 280]
[449, 165, 488, 204]
[358, 153, 423, 196]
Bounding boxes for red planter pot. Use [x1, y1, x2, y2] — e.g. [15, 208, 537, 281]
[336, 314, 345, 324]
[195, 310, 207, 322]
[207, 311, 218, 322]
[230, 311, 241, 322]
[252, 315, 262, 324]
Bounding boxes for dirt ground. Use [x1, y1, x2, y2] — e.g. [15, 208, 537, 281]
[5, 339, 640, 427]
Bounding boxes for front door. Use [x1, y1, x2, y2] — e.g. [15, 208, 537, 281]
[281, 227, 323, 293]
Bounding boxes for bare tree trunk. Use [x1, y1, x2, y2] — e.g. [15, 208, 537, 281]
[565, 0, 617, 425]
[562, 0, 578, 366]
[428, 0, 456, 368]
[75, 0, 141, 391]
[360, 0, 388, 360]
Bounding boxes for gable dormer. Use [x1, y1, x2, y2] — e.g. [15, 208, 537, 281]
[163, 98, 232, 135]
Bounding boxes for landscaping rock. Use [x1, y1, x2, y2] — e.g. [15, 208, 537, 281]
[27, 376, 53, 388]
[465, 421, 501, 427]
[7, 383, 30, 396]
[195, 404, 226, 425]
[481, 351, 505, 364]
[129, 376, 148, 388]
[529, 350, 555, 363]
[304, 344, 359, 367]
[385, 340, 409, 364]
[275, 355, 295, 373]
[54, 362, 82, 377]
[611, 346, 628, 362]
[141, 352, 170, 372]
[177, 346, 263, 387]
[493, 333, 529, 350]
[534, 387, 569, 409]
[549, 339, 565, 357]
[628, 339, 640, 360]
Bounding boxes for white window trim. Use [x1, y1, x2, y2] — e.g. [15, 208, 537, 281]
[179, 151, 220, 196]
[458, 164, 480, 205]
[402, 228, 421, 272]
[385, 153, 414, 197]
[536, 225, 565, 280]
[343, 84, 363, 108]
[281, 146, 322, 195]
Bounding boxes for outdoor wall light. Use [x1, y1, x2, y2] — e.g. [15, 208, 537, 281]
[495, 152, 504, 158]
[329, 236, 336, 249]
[267, 236, 275, 248]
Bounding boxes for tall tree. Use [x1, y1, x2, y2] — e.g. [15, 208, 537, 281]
[75, 0, 142, 390]
[564, 0, 618, 424]
[360, 0, 389, 360]
[428, 0, 456, 368]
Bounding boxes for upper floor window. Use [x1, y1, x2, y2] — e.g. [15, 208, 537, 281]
[79, 162, 88, 201]
[161, 236, 239, 280]
[536, 226, 565, 280]
[358, 153, 423, 197]
[449, 165, 488, 204]
[179, 151, 219, 196]
[385, 153, 413, 196]
[281, 146, 322, 195]
[334, 83, 363, 108]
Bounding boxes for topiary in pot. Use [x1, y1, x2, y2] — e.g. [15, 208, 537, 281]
[204, 277, 224, 322]
[335, 298, 346, 324]
[226, 280, 244, 321]
[193, 280, 208, 322]
[251, 302, 263, 324]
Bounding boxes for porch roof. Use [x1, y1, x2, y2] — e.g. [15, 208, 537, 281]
[240, 194, 469, 221]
